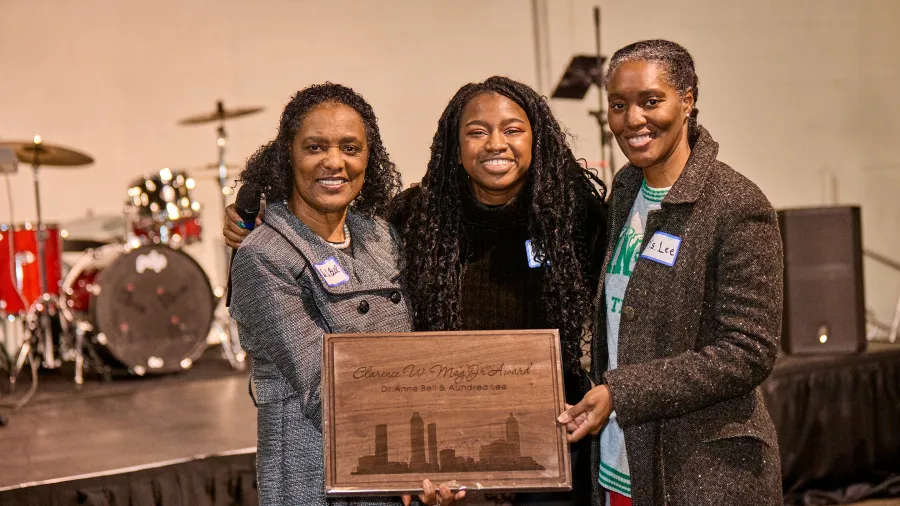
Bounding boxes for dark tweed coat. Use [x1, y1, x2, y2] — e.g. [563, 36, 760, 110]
[230, 202, 411, 506]
[589, 126, 783, 506]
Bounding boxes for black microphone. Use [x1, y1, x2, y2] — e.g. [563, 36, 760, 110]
[235, 181, 262, 231]
[227, 182, 262, 307]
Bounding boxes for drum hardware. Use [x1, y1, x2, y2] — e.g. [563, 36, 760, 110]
[1, 316, 25, 387]
[0, 137, 93, 379]
[178, 100, 261, 275]
[210, 316, 245, 371]
[0, 146, 17, 174]
[185, 163, 242, 182]
[73, 320, 90, 386]
[62, 238, 114, 253]
[1, 128, 250, 389]
[179, 100, 260, 372]
[69, 320, 114, 386]
[177, 103, 263, 126]
[61, 213, 126, 249]
[124, 168, 203, 247]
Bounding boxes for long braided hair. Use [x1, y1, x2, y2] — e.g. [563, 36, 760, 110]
[239, 83, 402, 216]
[606, 39, 701, 143]
[400, 76, 604, 372]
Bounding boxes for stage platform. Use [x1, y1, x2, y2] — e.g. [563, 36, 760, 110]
[1, 344, 899, 505]
[0, 350, 258, 505]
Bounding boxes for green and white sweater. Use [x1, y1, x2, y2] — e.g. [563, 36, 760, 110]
[599, 180, 670, 497]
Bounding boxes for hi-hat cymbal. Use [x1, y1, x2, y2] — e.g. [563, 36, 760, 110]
[178, 101, 263, 126]
[0, 140, 93, 167]
[186, 162, 244, 178]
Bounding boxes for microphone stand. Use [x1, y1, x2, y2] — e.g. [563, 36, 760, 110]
[587, 6, 615, 182]
[549, 6, 615, 186]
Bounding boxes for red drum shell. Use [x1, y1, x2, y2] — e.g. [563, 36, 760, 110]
[0, 224, 62, 315]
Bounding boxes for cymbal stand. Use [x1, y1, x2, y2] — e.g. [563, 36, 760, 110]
[211, 102, 246, 371]
[12, 138, 60, 378]
[4, 139, 52, 408]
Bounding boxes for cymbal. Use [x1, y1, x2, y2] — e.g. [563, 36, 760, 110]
[0, 141, 93, 167]
[61, 213, 126, 241]
[178, 101, 263, 125]
[186, 162, 244, 178]
[63, 238, 113, 252]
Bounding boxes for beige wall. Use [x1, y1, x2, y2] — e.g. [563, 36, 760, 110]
[2, 0, 899, 322]
[543, 0, 900, 322]
[0, 0, 537, 289]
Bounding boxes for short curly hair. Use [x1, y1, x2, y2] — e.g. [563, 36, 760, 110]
[239, 83, 402, 216]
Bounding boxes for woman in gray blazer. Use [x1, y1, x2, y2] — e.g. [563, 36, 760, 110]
[559, 40, 783, 505]
[229, 84, 465, 506]
[225, 77, 609, 505]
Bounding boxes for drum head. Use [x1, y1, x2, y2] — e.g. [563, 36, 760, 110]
[92, 245, 214, 373]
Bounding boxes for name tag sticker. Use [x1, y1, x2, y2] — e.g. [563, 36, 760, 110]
[525, 239, 543, 268]
[314, 256, 350, 287]
[640, 232, 682, 267]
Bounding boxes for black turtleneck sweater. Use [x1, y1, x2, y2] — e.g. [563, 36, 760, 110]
[388, 178, 608, 403]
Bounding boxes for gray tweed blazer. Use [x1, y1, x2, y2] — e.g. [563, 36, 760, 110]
[230, 202, 411, 506]
[589, 126, 783, 505]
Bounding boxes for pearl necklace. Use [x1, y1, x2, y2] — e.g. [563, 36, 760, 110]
[326, 223, 351, 250]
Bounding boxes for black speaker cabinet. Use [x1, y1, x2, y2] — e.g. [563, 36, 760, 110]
[777, 206, 866, 354]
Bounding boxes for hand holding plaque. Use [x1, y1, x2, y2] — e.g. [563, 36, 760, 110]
[322, 330, 571, 496]
[557, 384, 613, 443]
[401, 479, 467, 506]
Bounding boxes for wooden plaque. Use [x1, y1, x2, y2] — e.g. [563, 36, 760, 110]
[322, 329, 571, 496]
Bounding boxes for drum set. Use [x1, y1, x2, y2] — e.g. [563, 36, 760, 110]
[0, 102, 261, 400]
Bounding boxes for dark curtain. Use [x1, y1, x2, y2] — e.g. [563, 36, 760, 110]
[5, 350, 900, 506]
[0, 453, 257, 506]
[762, 348, 900, 505]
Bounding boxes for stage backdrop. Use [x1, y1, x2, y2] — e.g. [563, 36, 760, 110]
[2, 0, 899, 322]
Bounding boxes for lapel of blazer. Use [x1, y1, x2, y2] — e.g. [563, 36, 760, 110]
[639, 126, 720, 249]
[344, 211, 402, 285]
[262, 202, 398, 295]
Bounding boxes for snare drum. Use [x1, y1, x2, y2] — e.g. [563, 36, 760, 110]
[0, 223, 62, 315]
[125, 169, 202, 246]
[61, 244, 214, 374]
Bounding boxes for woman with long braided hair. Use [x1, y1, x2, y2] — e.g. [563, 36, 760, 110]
[388, 76, 608, 505]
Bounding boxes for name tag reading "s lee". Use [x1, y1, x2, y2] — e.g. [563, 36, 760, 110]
[314, 256, 350, 287]
[640, 232, 682, 267]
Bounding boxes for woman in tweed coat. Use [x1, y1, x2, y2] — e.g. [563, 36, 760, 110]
[229, 84, 465, 506]
[558, 40, 783, 505]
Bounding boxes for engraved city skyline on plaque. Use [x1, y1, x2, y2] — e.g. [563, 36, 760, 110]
[353, 412, 544, 475]
[323, 330, 571, 496]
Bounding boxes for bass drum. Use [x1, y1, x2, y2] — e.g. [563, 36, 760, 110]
[61, 244, 214, 374]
